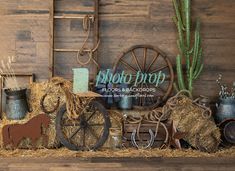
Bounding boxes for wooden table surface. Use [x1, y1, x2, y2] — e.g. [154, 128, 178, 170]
[0, 157, 235, 171]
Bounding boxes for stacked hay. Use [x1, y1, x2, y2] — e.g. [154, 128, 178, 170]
[0, 77, 72, 149]
[166, 95, 221, 153]
[29, 77, 72, 148]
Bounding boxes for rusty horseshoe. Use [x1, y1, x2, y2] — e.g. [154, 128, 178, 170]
[40, 93, 60, 114]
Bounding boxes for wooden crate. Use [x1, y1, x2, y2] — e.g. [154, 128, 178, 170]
[123, 122, 170, 148]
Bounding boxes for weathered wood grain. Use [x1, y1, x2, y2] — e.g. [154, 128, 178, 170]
[0, 0, 234, 101]
[0, 157, 235, 171]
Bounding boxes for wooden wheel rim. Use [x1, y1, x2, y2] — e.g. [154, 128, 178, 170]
[56, 101, 111, 151]
[113, 45, 174, 110]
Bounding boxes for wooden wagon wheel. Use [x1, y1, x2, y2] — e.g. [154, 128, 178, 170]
[56, 101, 111, 151]
[113, 45, 174, 110]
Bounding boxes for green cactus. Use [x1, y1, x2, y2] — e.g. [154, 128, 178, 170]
[173, 0, 204, 96]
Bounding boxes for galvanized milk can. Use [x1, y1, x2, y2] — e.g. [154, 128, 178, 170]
[4, 88, 29, 120]
[215, 97, 235, 124]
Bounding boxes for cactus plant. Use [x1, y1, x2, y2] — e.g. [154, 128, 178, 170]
[173, 0, 204, 96]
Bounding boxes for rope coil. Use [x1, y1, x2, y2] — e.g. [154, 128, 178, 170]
[76, 15, 100, 67]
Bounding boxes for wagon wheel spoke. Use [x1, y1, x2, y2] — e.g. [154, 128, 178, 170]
[120, 58, 138, 72]
[142, 83, 148, 106]
[137, 83, 145, 106]
[63, 122, 80, 127]
[82, 128, 86, 147]
[131, 50, 142, 71]
[88, 126, 99, 140]
[165, 75, 171, 81]
[146, 53, 159, 72]
[143, 48, 147, 71]
[88, 123, 104, 127]
[144, 83, 155, 104]
[138, 84, 143, 106]
[69, 126, 82, 139]
[156, 86, 167, 94]
[86, 111, 96, 122]
[150, 65, 169, 74]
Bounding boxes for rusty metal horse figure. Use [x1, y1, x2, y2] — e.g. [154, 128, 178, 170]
[2, 114, 51, 149]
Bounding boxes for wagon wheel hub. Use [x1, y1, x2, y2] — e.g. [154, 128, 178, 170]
[80, 119, 88, 129]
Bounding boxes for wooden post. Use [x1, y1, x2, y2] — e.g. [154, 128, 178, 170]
[93, 0, 100, 78]
[49, 0, 55, 78]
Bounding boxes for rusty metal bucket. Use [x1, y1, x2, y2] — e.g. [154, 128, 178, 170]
[4, 88, 29, 120]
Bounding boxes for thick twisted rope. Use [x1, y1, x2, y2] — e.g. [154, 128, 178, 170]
[165, 90, 212, 119]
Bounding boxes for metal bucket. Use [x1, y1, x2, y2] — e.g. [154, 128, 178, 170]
[4, 88, 29, 120]
[215, 97, 235, 124]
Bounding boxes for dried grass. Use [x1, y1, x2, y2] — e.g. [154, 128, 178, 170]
[0, 147, 234, 158]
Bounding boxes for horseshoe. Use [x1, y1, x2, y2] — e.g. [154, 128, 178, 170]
[131, 129, 155, 149]
[40, 93, 60, 114]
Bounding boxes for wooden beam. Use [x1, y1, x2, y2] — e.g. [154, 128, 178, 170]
[93, 0, 100, 77]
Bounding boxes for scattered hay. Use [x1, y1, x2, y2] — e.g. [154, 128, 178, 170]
[0, 147, 234, 158]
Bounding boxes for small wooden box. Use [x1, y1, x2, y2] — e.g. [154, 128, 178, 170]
[123, 122, 170, 148]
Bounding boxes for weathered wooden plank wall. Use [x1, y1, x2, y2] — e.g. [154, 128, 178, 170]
[0, 0, 50, 81]
[0, 0, 234, 100]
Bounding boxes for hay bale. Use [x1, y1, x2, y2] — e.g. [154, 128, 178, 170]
[28, 77, 72, 148]
[167, 96, 221, 153]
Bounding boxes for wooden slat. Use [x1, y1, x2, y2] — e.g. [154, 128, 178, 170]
[54, 14, 94, 19]
[54, 48, 90, 52]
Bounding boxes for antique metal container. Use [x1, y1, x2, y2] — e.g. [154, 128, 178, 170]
[109, 128, 122, 150]
[215, 97, 235, 124]
[4, 88, 29, 120]
[118, 85, 132, 110]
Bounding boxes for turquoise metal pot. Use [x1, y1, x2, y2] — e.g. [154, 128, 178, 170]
[215, 97, 235, 124]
